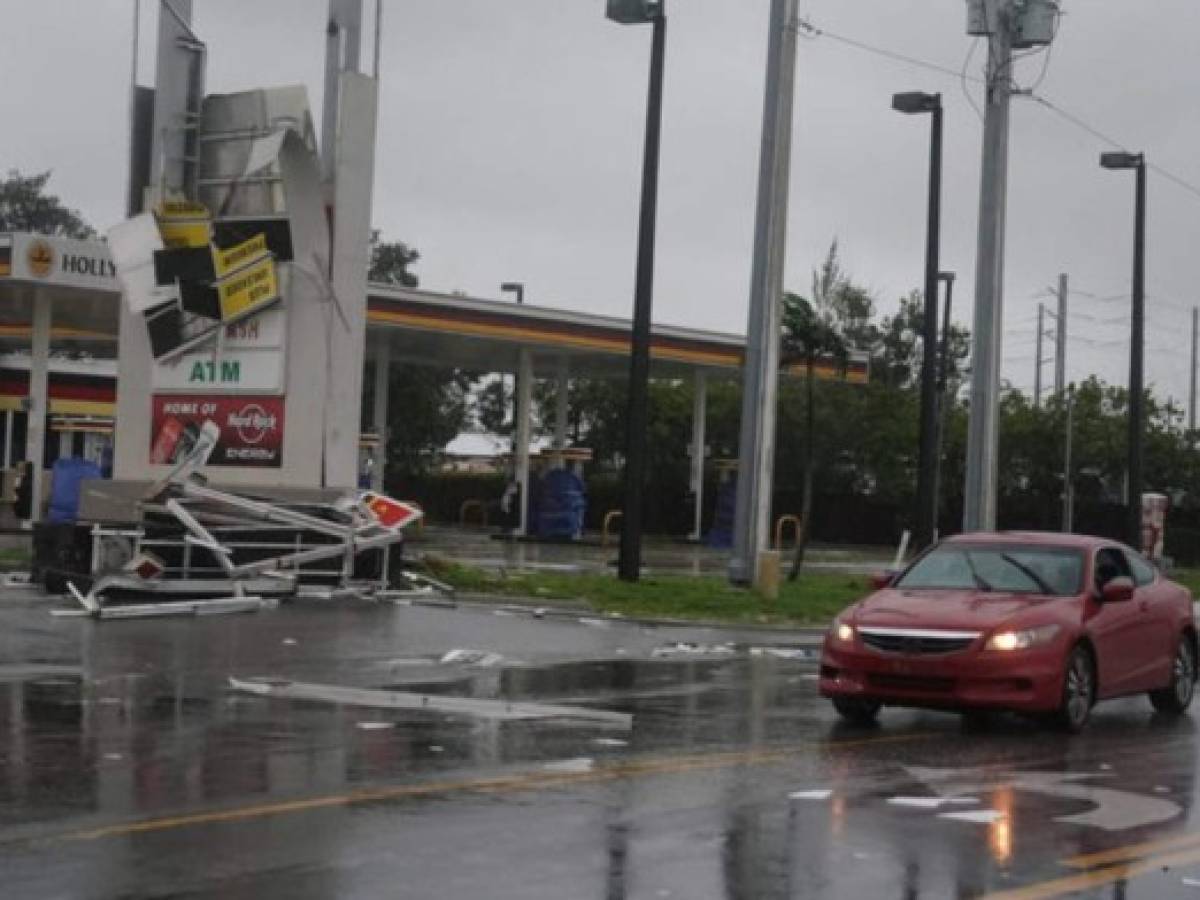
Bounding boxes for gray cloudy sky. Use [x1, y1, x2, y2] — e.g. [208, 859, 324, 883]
[4, 1, 1200, 406]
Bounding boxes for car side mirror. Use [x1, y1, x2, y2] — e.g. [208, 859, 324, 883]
[1101, 576, 1135, 603]
[869, 571, 896, 591]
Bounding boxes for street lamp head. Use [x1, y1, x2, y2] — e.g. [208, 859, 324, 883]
[1100, 151, 1144, 170]
[892, 91, 941, 114]
[607, 0, 662, 24]
[938, 271, 956, 284]
[500, 282, 523, 292]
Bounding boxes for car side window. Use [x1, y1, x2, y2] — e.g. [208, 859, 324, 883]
[1094, 547, 1132, 589]
[1124, 551, 1157, 587]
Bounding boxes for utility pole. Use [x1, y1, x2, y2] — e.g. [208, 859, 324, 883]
[1054, 274, 1068, 395]
[730, 0, 800, 586]
[1034, 302, 1044, 409]
[1063, 382, 1075, 532]
[963, 0, 1015, 532]
[1190, 306, 1197, 434]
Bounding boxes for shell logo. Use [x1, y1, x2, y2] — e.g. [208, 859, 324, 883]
[26, 240, 54, 278]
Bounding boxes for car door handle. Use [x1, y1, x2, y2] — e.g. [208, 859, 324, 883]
[1139, 600, 1149, 612]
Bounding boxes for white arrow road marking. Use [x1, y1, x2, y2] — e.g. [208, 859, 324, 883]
[906, 766, 1181, 833]
[940, 809, 1006, 824]
[887, 796, 979, 809]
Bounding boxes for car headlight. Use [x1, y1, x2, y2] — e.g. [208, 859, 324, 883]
[987, 624, 1061, 651]
[832, 622, 855, 643]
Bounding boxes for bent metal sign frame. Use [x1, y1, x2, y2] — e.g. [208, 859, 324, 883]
[150, 394, 284, 467]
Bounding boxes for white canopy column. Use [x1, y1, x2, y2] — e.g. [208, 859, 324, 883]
[371, 340, 390, 490]
[689, 371, 707, 541]
[514, 349, 533, 536]
[26, 291, 52, 523]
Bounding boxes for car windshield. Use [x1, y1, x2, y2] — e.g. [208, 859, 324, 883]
[894, 545, 1084, 596]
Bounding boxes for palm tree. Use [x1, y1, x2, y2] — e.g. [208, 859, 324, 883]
[781, 292, 848, 580]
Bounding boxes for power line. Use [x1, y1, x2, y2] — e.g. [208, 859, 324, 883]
[793, 18, 986, 84]
[786, 15, 1200, 205]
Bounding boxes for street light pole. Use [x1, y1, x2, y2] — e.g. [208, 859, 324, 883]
[1100, 150, 1146, 549]
[893, 91, 943, 551]
[608, 0, 667, 582]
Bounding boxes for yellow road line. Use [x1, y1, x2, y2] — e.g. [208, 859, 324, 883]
[1063, 829, 1200, 870]
[984, 843, 1200, 899]
[48, 732, 931, 844]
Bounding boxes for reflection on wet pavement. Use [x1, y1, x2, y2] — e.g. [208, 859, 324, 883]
[2, 588, 1200, 897]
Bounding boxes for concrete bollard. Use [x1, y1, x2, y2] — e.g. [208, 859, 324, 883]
[755, 550, 781, 602]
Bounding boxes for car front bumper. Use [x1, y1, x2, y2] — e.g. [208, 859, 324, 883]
[819, 638, 1067, 713]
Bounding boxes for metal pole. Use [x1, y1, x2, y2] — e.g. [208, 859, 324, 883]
[963, 1, 1013, 533]
[730, 0, 799, 585]
[1190, 306, 1197, 434]
[932, 272, 955, 538]
[1127, 160, 1146, 549]
[1063, 383, 1075, 532]
[125, 0, 141, 217]
[1055, 273, 1068, 395]
[913, 99, 943, 552]
[617, 5, 667, 582]
[1034, 303, 1044, 409]
[690, 370, 707, 541]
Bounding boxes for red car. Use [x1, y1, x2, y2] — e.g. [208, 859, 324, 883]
[820, 532, 1197, 732]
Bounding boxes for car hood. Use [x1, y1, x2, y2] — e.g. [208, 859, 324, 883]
[849, 588, 1061, 633]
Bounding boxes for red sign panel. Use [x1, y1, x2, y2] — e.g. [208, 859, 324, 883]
[150, 394, 284, 467]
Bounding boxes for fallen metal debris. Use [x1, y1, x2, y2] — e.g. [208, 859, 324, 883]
[229, 676, 633, 728]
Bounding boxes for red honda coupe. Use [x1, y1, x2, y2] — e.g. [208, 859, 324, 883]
[820, 532, 1197, 732]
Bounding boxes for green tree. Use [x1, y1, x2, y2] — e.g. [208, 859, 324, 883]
[367, 230, 419, 286]
[781, 291, 848, 578]
[0, 170, 94, 238]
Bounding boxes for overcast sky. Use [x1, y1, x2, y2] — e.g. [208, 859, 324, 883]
[4, 0, 1200, 407]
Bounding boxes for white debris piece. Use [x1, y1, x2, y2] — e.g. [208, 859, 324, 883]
[578, 617, 611, 629]
[429, 745, 444, 753]
[356, 721, 394, 731]
[940, 809, 1006, 824]
[440, 648, 505, 667]
[651, 642, 736, 658]
[888, 797, 978, 809]
[592, 738, 629, 748]
[749, 646, 813, 660]
[788, 789, 833, 801]
[543, 758, 594, 774]
[282, 638, 298, 646]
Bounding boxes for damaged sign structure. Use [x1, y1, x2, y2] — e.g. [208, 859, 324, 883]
[110, 0, 376, 492]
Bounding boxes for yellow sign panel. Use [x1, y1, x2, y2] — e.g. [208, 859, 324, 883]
[217, 255, 278, 321]
[155, 199, 211, 249]
[157, 200, 210, 219]
[158, 220, 211, 249]
[213, 234, 269, 278]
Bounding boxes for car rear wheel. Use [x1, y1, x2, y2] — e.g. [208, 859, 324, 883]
[832, 697, 881, 725]
[1149, 635, 1196, 715]
[1054, 645, 1095, 733]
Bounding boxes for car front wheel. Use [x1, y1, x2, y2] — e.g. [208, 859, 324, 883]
[832, 697, 881, 725]
[1149, 635, 1196, 715]
[1055, 645, 1095, 733]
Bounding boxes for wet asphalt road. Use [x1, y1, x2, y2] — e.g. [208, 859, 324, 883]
[3, 588, 1200, 898]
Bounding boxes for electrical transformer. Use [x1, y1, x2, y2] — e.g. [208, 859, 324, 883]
[966, 0, 990, 35]
[1013, 0, 1059, 48]
[966, 0, 1058, 46]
